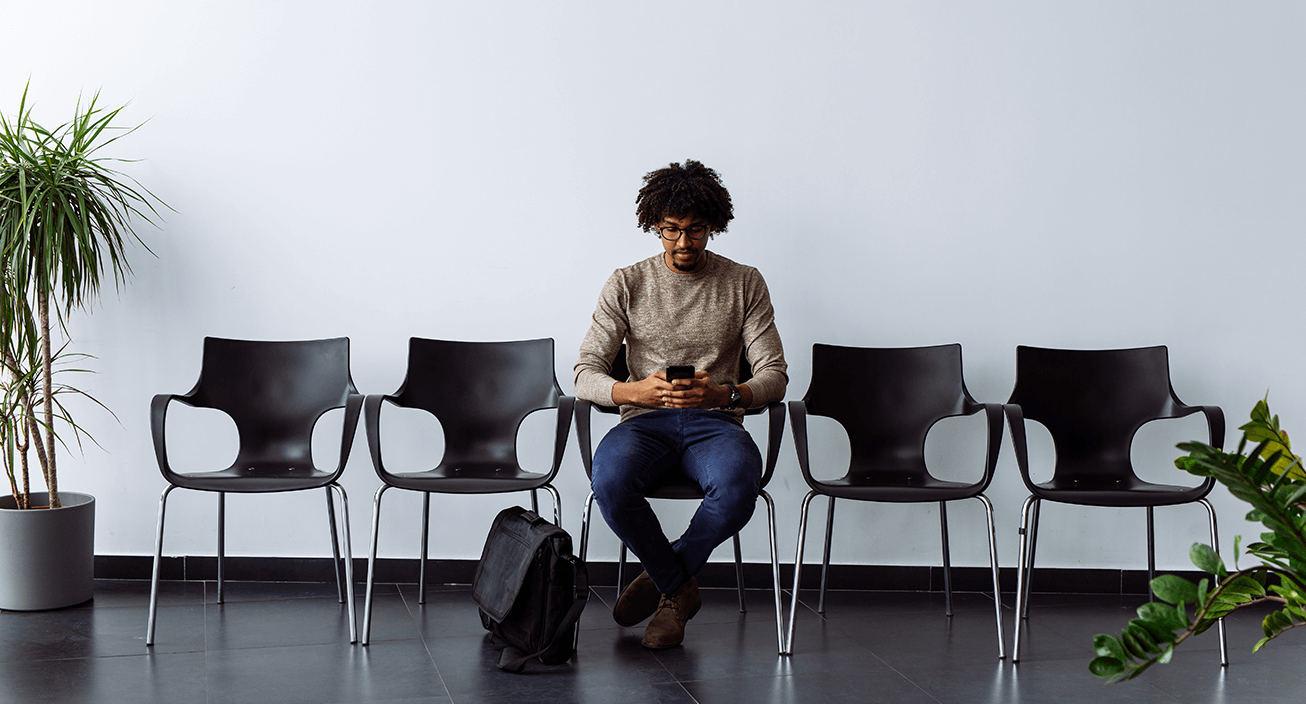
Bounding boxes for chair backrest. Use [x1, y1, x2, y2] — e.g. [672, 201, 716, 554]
[803, 343, 978, 480]
[596, 344, 752, 416]
[1007, 345, 1186, 482]
[391, 337, 562, 468]
[186, 337, 356, 467]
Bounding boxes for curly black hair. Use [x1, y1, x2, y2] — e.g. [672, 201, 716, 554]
[635, 159, 733, 236]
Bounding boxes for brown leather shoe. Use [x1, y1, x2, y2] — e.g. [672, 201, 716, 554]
[641, 578, 701, 649]
[613, 571, 661, 626]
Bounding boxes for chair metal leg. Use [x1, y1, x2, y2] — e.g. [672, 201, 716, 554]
[579, 491, 596, 563]
[1146, 506, 1156, 600]
[785, 491, 820, 655]
[761, 490, 785, 655]
[326, 487, 345, 603]
[1022, 498, 1041, 619]
[733, 534, 747, 612]
[576, 491, 597, 653]
[216, 491, 225, 604]
[1199, 498, 1228, 667]
[146, 485, 178, 646]
[362, 485, 391, 646]
[328, 483, 357, 644]
[818, 497, 836, 613]
[617, 543, 629, 593]
[361, 486, 386, 646]
[940, 501, 953, 617]
[975, 494, 1005, 660]
[418, 492, 430, 605]
[1013, 495, 1039, 662]
[531, 488, 539, 515]
[541, 484, 562, 527]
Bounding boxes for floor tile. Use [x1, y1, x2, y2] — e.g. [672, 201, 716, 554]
[0, 651, 208, 704]
[682, 671, 939, 704]
[5, 578, 1300, 703]
[205, 595, 358, 651]
[1, 602, 205, 661]
[205, 639, 450, 704]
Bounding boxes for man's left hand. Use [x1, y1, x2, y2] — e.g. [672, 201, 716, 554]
[662, 371, 731, 409]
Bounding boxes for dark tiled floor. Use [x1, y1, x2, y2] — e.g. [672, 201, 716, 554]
[1, 579, 1299, 703]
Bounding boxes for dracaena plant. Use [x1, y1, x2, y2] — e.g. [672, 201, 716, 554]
[1089, 398, 1306, 682]
[0, 84, 163, 509]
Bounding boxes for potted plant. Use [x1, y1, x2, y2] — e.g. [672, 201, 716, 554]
[0, 85, 163, 610]
[1088, 398, 1306, 681]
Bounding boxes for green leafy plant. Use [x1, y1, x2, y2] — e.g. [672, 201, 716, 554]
[1089, 398, 1306, 681]
[0, 84, 163, 509]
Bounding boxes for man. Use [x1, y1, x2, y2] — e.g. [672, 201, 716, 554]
[574, 159, 787, 648]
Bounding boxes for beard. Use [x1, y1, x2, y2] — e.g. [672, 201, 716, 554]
[671, 249, 702, 272]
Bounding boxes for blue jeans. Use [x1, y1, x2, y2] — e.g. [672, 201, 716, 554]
[591, 409, 762, 595]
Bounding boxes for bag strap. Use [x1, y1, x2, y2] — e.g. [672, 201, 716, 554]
[495, 558, 590, 673]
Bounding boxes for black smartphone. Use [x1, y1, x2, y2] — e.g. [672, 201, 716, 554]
[666, 365, 695, 382]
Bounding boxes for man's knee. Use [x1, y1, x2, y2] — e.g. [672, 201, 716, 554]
[705, 467, 761, 522]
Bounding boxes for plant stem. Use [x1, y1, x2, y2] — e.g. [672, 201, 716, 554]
[2, 349, 34, 509]
[37, 292, 56, 508]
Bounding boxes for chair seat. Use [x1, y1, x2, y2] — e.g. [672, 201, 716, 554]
[1030, 476, 1211, 507]
[645, 479, 708, 501]
[169, 463, 337, 493]
[812, 474, 986, 503]
[382, 463, 552, 494]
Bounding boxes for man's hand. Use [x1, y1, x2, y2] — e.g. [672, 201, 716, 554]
[662, 371, 730, 409]
[613, 371, 732, 409]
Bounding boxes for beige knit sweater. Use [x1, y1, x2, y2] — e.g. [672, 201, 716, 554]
[574, 251, 788, 422]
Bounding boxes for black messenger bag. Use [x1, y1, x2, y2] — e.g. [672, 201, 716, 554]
[472, 506, 589, 672]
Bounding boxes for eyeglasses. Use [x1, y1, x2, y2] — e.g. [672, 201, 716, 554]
[657, 225, 709, 241]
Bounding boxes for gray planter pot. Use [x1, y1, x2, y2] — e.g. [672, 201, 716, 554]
[0, 492, 94, 610]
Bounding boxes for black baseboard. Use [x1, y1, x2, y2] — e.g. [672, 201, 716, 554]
[94, 555, 1207, 596]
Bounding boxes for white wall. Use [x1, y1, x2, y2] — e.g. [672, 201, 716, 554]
[3, 1, 1304, 572]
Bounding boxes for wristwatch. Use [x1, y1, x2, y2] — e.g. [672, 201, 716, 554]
[724, 382, 741, 410]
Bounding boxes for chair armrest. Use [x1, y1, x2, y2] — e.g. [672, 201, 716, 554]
[1173, 403, 1223, 494]
[975, 402, 1004, 494]
[545, 396, 575, 483]
[1003, 403, 1038, 494]
[329, 392, 363, 481]
[759, 401, 786, 489]
[573, 399, 595, 480]
[150, 393, 197, 481]
[1194, 405, 1225, 451]
[363, 394, 397, 481]
[788, 400, 817, 489]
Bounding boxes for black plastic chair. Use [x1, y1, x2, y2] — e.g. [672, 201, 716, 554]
[147, 337, 362, 645]
[574, 344, 787, 654]
[786, 343, 1005, 657]
[360, 337, 574, 645]
[1006, 345, 1227, 663]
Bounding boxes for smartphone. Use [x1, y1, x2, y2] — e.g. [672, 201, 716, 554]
[666, 365, 695, 382]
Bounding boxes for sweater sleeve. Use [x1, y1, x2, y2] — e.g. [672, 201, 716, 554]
[573, 270, 628, 406]
[740, 269, 787, 408]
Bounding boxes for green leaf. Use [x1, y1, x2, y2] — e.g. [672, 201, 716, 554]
[1197, 578, 1209, 607]
[1089, 656, 1125, 678]
[1205, 602, 1237, 618]
[1150, 575, 1198, 606]
[1158, 643, 1174, 665]
[1093, 634, 1127, 661]
[1129, 621, 1165, 651]
[1190, 544, 1227, 576]
[1223, 574, 1267, 599]
[1282, 483, 1306, 506]
[1137, 603, 1186, 632]
[1121, 629, 1149, 659]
